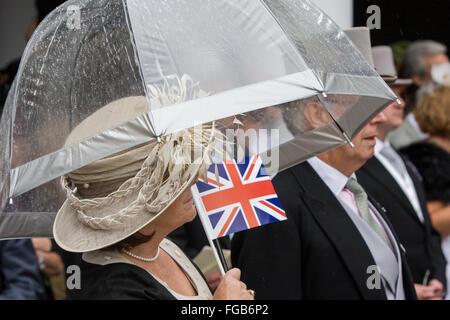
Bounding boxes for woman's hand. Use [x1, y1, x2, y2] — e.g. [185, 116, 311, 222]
[205, 271, 222, 291]
[213, 268, 254, 300]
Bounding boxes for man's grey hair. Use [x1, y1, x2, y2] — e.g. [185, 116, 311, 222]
[400, 40, 447, 78]
[281, 97, 317, 135]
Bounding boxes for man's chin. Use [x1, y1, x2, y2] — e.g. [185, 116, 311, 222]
[358, 142, 375, 160]
[363, 148, 375, 161]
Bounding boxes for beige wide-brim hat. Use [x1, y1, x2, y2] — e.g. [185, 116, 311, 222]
[54, 88, 217, 252]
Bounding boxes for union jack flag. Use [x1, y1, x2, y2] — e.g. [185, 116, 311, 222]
[192, 155, 287, 239]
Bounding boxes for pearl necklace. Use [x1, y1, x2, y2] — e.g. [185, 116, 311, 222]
[122, 247, 160, 262]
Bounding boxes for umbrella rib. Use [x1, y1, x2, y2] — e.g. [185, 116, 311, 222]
[317, 93, 355, 148]
[122, 0, 157, 136]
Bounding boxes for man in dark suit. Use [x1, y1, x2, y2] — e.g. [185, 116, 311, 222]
[231, 109, 417, 300]
[356, 46, 446, 299]
[231, 27, 417, 300]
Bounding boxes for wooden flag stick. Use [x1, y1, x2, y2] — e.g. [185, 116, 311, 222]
[191, 186, 227, 276]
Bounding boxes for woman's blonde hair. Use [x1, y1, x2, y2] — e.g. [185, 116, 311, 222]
[415, 85, 450, 138]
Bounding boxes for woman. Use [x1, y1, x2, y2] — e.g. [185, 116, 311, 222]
[400, 83, 450, 298]
[53, 93, 253, 300]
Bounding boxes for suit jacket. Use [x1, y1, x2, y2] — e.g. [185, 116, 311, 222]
[357, 155, 447, 287]
[231, 161, 417, 300]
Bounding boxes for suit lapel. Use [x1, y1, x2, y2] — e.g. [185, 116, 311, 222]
[369, 194, 417, 299]
[291, 163, 387, 300]
[360, 157, 423, 226]
[402, 160, 434, 235]
[368, 194, 404, 251]
[403, 159, 429, 219]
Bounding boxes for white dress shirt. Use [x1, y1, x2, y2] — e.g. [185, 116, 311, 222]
[307, 156, 392, 246]
[307, 156, 354, 196]
[374, 138, 425, 223]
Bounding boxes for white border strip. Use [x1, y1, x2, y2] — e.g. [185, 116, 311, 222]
[9, 70, 393, 199]
[9, 113, 156, 198]
[9, 69, 323, 198]
[153, 69, 323, 135]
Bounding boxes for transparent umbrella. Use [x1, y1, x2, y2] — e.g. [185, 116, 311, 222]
[0, 0, 397, 238]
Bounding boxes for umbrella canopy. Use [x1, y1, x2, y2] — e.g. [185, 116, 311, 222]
[0, 0, 396, 238]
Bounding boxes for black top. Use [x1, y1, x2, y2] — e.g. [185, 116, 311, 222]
[67, 240, 212, 300]
[400, 141, 450, 203]
[67, 260, 177, 300]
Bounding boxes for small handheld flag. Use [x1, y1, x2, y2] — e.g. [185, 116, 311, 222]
[191, 154, 287, 274]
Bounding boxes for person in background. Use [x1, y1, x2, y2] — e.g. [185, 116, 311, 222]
[0, 239, 45, 299]
[232, 27, 417, 300]
[32, 238, 65, 299]
[400, 81, 450, 299]
[231, 101, 417, 299]
[357, 45, 446, 300]
[390, 40, 448, 149]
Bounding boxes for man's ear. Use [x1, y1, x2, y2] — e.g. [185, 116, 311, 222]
[303, 102, 332, 129]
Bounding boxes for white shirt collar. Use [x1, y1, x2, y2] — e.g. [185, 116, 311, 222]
[307, 156, 356, 196]
[374, 137, 425, 222]
[374, 137, 392, 155]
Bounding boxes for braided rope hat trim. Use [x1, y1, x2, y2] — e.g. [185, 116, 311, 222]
[61, 124, 218, 230]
